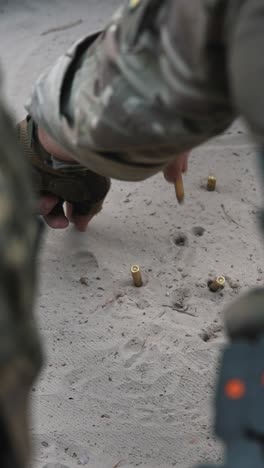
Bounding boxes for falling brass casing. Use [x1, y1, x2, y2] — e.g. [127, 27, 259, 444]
[175, 175, 184, 204]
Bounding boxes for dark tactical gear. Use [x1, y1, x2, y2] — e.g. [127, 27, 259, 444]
[0, 77, 43, 468]
[18, 116, 111, 218]
[198, 290, 264, 468]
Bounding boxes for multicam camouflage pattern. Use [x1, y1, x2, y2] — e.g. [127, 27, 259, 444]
[26, 0, 236, 181]
[0, 75, 43, 468]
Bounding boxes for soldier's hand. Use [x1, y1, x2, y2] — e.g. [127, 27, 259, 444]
[163, 151, 189, 184]
[164, 152, 190, 204]
[39, 193, 94, 231]
[18, 125, 108, 232]
[39, 151, 190, 231]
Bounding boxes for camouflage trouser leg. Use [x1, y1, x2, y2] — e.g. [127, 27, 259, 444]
[0, 80, 43, 468]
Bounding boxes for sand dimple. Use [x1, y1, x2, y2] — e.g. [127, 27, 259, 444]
[173, 233, 188, 247]
[192, 226, 205, 237]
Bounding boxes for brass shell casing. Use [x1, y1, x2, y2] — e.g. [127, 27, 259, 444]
[208, 276, 225, 292]
[175, 175, 184, 204]
[131, 265, 143, 287]
[207, 176, 216, 191]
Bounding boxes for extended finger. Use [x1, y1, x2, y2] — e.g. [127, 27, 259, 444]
[66, 203, 93, 232]
[39, 193, 59, 216]
[44, 199, 69, 229]
[164, 151, 190, 183]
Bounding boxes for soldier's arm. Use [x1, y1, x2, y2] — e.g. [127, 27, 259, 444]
[227, 0, 264, 145]
[26, 0, 235, 182]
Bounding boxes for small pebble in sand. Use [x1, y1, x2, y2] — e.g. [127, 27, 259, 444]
[41, 441, 49, 448]
[78, 454, 90, 465]
[80, 277, 89, 286]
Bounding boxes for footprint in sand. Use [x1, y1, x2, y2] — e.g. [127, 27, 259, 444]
[199, 323, 223, 342]
[42, 464, 70, 468]
[136, 407, 155, 423]
[121, 337, 146, 368]
[74, 250, 99, 269]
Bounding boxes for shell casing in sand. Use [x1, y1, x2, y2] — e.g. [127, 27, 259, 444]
[174, 175, 184, 204]
[209, 276, 226, 292]
[131, 265, 143, 287]
[207, 176, 216, 191]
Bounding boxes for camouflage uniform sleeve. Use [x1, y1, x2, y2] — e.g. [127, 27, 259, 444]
[0, 72, 43, 468]
[26, 0, 235, 181]
[226, 0, 264, 145]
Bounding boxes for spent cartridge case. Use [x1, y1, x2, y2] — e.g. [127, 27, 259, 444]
[207, 176, 216, 191]
[131, 265, 143, 287]
[208, 276, 225, 292]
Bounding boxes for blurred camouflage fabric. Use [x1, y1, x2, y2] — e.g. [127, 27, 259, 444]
[0, 74, 43, 468]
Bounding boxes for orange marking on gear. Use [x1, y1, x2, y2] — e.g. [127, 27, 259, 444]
[224, 379, 246, 400]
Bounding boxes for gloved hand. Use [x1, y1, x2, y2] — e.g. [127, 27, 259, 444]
[18, 116, 111, 231]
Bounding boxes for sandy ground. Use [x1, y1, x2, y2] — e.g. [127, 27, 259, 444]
[0, 1, 263, 467]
